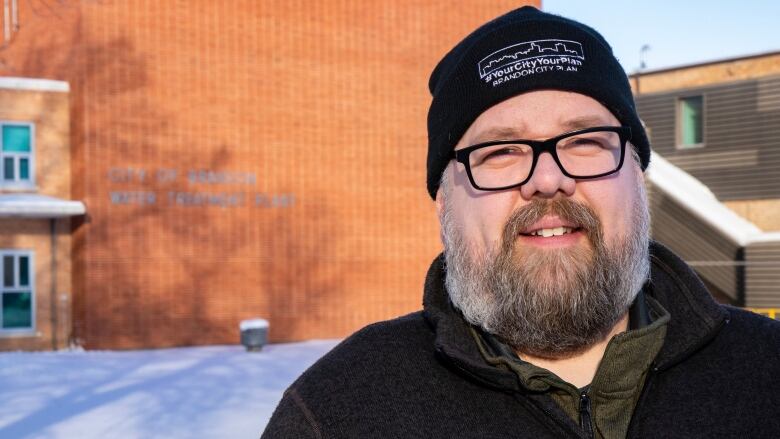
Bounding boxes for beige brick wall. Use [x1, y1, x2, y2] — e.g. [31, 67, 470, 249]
[0, 218, 73, 350]
[631, 52, 780, 95]
[724, 199, 780, 232]
[0, 89, 70, 197]
[0, 85, 73, 350]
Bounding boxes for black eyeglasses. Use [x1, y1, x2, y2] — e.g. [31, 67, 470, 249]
[453, 126, 631, 191]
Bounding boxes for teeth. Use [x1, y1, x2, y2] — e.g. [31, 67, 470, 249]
[532, 227, 573, 237]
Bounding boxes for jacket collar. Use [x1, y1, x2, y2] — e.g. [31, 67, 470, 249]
[422, 253, 521, 391]
[423, 241, 728, 388]
[644, 242, 728, 370]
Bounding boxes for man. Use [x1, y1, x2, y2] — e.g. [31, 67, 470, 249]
[263, 6, 780, 438]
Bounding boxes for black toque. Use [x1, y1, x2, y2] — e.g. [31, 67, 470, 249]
[426, 6, 649, 199]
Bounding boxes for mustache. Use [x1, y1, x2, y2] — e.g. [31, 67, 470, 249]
[500, 198, 603, 252]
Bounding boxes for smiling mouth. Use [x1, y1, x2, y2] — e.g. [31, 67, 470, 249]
[521, 226, 582, 238]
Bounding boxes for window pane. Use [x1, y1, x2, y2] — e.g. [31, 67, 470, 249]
[2, 292, 32, 328]
[680, 96, 703, 146]
[19, 256, 29, 287]
[3, 255, 13, 287]
[3, 157, 13, 180]
[19, 158, 29, 180]
[2, 125, 31, 152]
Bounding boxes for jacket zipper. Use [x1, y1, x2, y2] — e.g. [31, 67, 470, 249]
[579, 391, 594, 439]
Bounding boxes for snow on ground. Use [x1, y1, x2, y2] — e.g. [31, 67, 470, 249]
[0, 340, 340, 439]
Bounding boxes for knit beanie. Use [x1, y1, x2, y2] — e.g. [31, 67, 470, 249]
[426, 6, 649, 199]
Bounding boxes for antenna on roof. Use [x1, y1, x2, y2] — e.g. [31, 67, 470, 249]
[639, 44, 651, 71]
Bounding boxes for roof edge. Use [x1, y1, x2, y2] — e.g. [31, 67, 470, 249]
[629, 49, 780, 77]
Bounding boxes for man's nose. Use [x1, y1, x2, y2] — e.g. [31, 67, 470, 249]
[519, 152, 576, 199]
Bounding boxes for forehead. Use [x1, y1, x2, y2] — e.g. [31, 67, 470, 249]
[458, 90, 621, 146]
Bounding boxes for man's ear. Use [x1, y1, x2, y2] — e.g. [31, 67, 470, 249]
[435, 186, 447, 248]
[435, 168, 449, 248]
[435, 173, 446, 222]
[436, 186, 444, 219]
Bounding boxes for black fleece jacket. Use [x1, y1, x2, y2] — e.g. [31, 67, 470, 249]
[262, 242, 780, 438]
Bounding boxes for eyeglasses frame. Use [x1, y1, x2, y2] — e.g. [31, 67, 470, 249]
[452, 125, 632, 191]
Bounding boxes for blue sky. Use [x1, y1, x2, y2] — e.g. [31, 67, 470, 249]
[543, 1, 780, 72]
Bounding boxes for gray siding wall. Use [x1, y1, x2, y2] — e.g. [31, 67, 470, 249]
[745, 241, 780, 307]
[648, 184, 741, 302]
[636, 75, 780, 201]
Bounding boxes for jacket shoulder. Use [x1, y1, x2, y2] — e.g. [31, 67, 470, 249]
[722, 306, 780, 351]
[632, 306, 780, 435]
[284, 311, 435, 396]
[263, 311, 441, 436]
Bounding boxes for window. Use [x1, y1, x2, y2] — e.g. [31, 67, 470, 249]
[677, 96, 704, 148]
[1, 251, 34, 331]
[1, 122, 34, 185]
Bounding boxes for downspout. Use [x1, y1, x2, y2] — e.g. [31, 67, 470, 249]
[50, 218, 58, 350]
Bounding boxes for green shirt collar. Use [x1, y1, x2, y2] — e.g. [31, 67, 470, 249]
[472, 288, 670, 438]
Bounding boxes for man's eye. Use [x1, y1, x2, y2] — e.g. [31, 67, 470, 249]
[485, 148, 516, 158]
[560, 138, 612, 154]
[570, 139, 604, 147]
[481, 147, 526, 161]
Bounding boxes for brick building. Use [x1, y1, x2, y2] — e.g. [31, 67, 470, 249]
[0, 78, 84, 350]
[631, 51, 780, 229]
[632, 52, 780, 309]
[0, 1, 538, 350]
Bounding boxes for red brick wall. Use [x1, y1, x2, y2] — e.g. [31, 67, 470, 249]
[0, 0, 538, 349]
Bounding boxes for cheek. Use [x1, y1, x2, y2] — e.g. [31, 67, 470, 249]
[449, 172, 519, 252]
[586, 175, 640, 244]
[475, 198, 515, 243]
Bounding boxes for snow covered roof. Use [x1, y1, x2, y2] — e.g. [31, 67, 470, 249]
[744, 231, 780, 244]
[0, 77, 69, 92]
[0, 194, 85, 218]
[646, 152, 776, 247]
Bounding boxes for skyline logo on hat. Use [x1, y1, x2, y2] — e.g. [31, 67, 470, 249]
[478, 39, 585, 87]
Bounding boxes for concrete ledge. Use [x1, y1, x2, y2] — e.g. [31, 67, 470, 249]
[0, 77, 69, 93]
[0, 194, 85, 218]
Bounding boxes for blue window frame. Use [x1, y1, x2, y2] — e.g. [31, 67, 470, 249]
[677, 96, 704, 149]
[0, 122, 34, 186]
[0, 251, 34, 332]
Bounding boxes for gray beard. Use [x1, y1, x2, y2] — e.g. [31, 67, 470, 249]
[442, 188, 650, 359]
